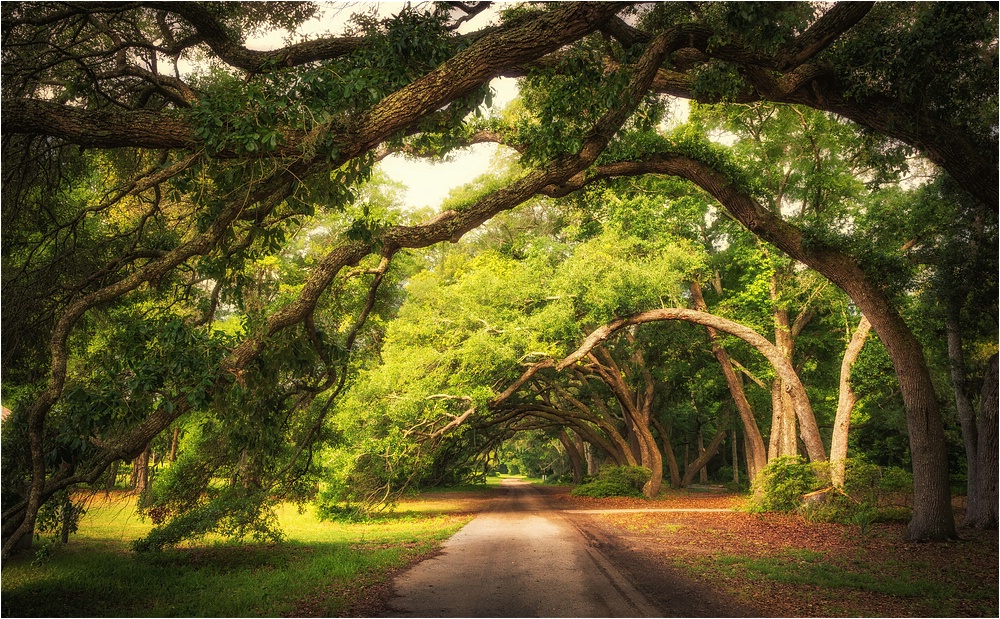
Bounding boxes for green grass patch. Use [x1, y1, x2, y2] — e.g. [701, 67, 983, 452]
[2, 496, 471, 617]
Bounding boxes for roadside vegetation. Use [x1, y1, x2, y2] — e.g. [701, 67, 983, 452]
[1, 491, 478, 618]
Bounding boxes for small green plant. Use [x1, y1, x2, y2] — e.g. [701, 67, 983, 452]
[851, 508, 876, 536]
[30, 537, 59, 567]
[571, 465, 650, 498]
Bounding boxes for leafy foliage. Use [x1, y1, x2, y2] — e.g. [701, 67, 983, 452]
[133, 489, 282, 553]
[571, 466, 652, 498]
[747, 456, 824, 513]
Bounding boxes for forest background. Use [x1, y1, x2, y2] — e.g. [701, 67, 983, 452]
[0, 1, 997, 562]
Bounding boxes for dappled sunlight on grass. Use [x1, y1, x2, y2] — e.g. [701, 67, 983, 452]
[65, 492, 151, 546]
[2, 490, 481, 617]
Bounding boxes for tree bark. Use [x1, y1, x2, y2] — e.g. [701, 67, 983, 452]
[732, 427, 740, 484]
[768, 380, 785, 461]
[584, 442, 599, 476]
[967, 353, 998, 528]
[652, 417, 682, 488]
[558, 429, 585, 485]
[105, 461, 120, 491]
[129, 444, 151, 495]
[830, 316, 871, 486]
[169, 427, 180, 463]
[770, 275, 798, 459]
[945, 300, 981, 523]
[682, 425, 727, 487]
[697, 429, 709, 483]
[689, 282, 769, 480]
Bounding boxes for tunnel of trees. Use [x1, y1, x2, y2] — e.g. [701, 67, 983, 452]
[1, 1, 997, 556]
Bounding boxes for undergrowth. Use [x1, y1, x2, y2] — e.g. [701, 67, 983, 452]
[571, 465, 651, 498]
[746, 456, 913, 525]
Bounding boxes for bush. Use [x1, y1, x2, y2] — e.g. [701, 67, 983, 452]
[747, 456, 823, 513]
[713, 465, 734, 483]
[802, 459, 913, 524]
[571, 465, 650, 498]
[749, 456, 915, 525]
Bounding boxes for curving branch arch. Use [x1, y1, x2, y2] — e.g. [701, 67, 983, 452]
[557, 307, 827, 463]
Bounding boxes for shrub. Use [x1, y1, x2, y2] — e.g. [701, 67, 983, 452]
[713, 465, 734, 483]
[132, 490, 283, 552]
[550, 472, 575, 485]
[747, 456, 823, 513]
[571, 465, 650, 498]
[753, 457, 915, 525]
[812, 460, 913, 524]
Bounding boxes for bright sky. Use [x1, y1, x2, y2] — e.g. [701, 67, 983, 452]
[377, 77, 519, 210]
[243, 1, 516, 212]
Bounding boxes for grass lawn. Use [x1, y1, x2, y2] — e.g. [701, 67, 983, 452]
[1, 491, 483, 617]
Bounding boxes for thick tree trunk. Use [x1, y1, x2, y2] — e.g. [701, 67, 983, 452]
[572, 432, 587, 479]
[768, 380, 786, 460]
[59, 492, 73, 544]
[771, 283, 798, 459]
[830, 316, 871, 487]
[781, 389, 797, 456]
[697, 429, 709, 483]
[731, 428, 740, 484]
[945, 302, 981, 524]
[690, 282, 769, 479]
[130, 445, 151, 495]
[105, 461, 120, 491]
[857, 299, 955, 540]
[636, 420, 663, 497]
[652, 417, 682, 488]
[665, 441, 681, 488]
[584, 442, 599, 476]
[626, 420, 643, 464]
[558, 429, 585, 485]
[967, 353, 998, 528]
[682, 426, 727, 486]
[169, 427, 180, 463]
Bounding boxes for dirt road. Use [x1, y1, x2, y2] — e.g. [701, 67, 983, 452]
[383, 478, 661, 617]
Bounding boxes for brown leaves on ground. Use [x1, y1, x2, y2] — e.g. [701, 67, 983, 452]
[552, 487, 998, 617]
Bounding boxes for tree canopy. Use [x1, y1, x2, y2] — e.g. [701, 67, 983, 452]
[2, 1, 997, 554]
